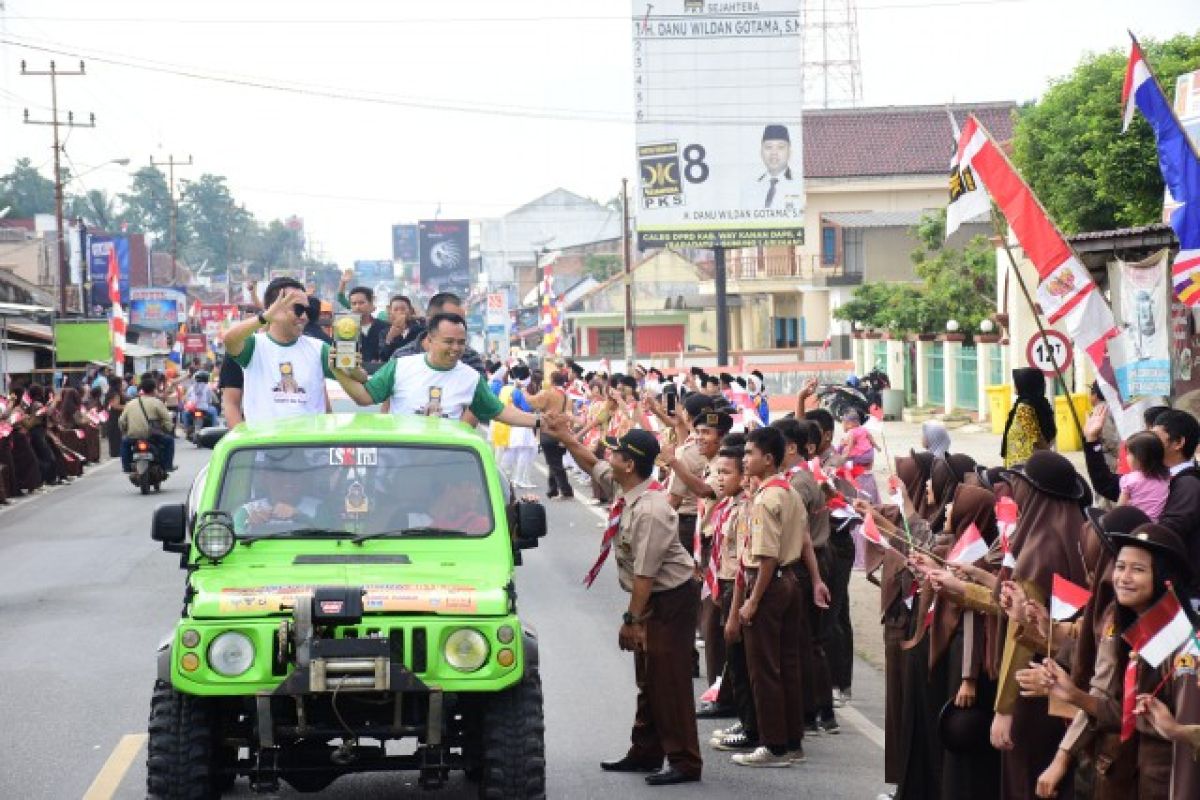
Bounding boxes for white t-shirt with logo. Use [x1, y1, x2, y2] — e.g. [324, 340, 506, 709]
[364, 354, 504, 421]
[232, 333, 333, 424]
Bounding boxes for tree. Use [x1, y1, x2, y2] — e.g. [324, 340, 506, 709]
[178, 174, 252, 272]
[68, 189, 118, 231]
[1012, 32, 1200, 234]
[0, 158, 56, 218]
[584, 253, 622, 281]
[833, 211, 996, 335]
[117, 166, 173, 243]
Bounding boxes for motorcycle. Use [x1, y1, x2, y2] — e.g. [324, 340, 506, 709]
[817, 368, 892, 420]
[129, 439, 167, 495]
[186, 408, 215, 445]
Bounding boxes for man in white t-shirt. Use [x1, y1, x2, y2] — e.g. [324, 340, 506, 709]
[224, 277, 335, 425]
[333, 312, 539, 429]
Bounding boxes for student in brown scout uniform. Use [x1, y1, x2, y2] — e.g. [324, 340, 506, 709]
[727, 426, 824, 767]
[543, 419, 703, 786]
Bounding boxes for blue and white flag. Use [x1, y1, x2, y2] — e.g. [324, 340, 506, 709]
[1122, 34, 1200, 306]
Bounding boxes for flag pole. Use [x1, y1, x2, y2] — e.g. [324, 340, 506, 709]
[988, 207, 1087, 445]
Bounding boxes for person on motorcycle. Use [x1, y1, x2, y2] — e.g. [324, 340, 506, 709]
[118, 376, 176, 473]
[183, 371, 218, 434]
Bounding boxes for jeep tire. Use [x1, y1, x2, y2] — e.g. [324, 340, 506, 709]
[147, 680, 224, 799]
[477, 671, 546, 800]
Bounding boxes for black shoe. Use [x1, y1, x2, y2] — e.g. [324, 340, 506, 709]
[167, 465, 178, 472]
[645, 767, 700, 786]
[695, 701, 737, 719]
[600, 756, 660, 773]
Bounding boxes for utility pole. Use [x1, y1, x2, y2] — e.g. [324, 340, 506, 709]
[150, 154, 193, 286]
[621, 178, 635, 375]
[21, 60, 94, 314]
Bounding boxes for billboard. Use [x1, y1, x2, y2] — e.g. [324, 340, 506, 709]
[418, 219, 470, 292]
[353, 260, 395, 282]
[632, 1, 804, 249]
[129, 288, 185, 331]
[392, 224, 419, 263]
[87, 235, 131, 310]
[53, 320, 112, 363]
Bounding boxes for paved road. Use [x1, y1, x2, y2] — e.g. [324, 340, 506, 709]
[0, 436, 889, 799]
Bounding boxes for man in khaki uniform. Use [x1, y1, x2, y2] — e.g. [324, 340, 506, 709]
[726, 426, 814, 768]
[544, 420, 702, 786]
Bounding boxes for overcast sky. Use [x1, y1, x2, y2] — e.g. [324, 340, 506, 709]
[1, 0, 1197, 266]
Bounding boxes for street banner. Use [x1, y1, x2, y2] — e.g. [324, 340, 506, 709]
[540, 264, 560, 356]
[418, 219, 470, 293]
[88, 235, 130, 309]
[182, 333, 208, 355]
[392, 224, 419, 263]
[129, 288, 186, 331]
[1123, 36, 1200, 307]
[107, 247, 126, 369]
[1110, 251, 1172, 397]
[632, 1, 804, 249]
[353, 260, 394, 282]
[956, 115, 1146, 437]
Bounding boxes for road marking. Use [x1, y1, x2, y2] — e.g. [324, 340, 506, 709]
[82, 733, 146, 800]
[838, 705, 885, 750]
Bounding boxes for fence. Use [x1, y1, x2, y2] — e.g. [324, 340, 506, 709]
[956, 345, 978, 410]
[927, 342, 944, 407]
[990, 346, 1004, 386]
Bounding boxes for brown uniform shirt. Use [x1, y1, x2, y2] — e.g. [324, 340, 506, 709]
[741, 479, 808, 569]
[669, 440, 709, 518]
[788, 467, 830, 550]
[717, 495, 748, 581]
[591, 461, 695, 593]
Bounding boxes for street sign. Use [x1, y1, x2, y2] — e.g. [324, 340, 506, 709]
[1025, 329, 1073, 376]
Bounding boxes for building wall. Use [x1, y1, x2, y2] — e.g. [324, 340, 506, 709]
[863, 226, 923, 282]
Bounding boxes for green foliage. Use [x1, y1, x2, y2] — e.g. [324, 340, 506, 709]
[68, 189, 118, 230]
[584, 253, 622, 281]
[178, 175, 254, 272]
[1012, 32, 1200, 233]
[0, 158, 56, 217]
[116, 166, 173, 241]
[833, 211, 996, 335]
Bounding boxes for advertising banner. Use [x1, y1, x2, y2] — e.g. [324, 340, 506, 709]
[87, 235, 130, 309]
[129, 288, 185, 331]
[183, 334, 208, 355]
[418, 220, 470, 292]
[1111, 252, 1173, 397]
[353, 260, 394, 282]
[392, 224, 419, 263]
[632, 1, 804, 249]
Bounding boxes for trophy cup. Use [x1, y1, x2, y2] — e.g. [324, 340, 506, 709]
[332, 312, 361, 371]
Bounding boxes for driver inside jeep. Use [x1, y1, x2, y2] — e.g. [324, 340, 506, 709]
[231, 463, 324, 534]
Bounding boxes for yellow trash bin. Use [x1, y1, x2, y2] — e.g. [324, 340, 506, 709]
[986, 385, 1012, 435]
[1054, 394, 1090, 452]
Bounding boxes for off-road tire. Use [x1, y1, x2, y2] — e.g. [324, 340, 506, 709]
[477, 671, 545, 800]
[146, 679, 223, 799]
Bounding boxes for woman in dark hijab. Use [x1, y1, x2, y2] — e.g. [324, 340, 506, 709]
[1001, 368, 1057, 468]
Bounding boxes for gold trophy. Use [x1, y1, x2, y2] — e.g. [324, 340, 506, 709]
[333, 312, 361, 371]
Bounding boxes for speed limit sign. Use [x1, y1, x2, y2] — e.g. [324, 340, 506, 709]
[1025, 330, 1073, 376]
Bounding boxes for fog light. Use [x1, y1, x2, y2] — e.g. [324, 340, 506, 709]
[180, 652, 200, 672]
[497, 625, 515, 645]
[181, 629, 201, 648]
[497, 648, 515, 668]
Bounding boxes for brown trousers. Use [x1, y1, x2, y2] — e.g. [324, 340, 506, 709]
[627, 580, 703, 777]
[743, 569, 806, 750]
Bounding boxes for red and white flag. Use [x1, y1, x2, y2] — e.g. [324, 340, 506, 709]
[107, 246, 126, 369]
[947, 523, 988, 566]
[1050, 574, 1092, 621]
[860, 512, 891, 551]
[808, 458, 832, 486]
[995, 496, 1019, 570]
[1123, 589, 1195, 668]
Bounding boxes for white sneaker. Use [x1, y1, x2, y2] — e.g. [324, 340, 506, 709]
[731, 746, 791, 768]
[833, 688, 852, 707]
[710, 721, 743, 741]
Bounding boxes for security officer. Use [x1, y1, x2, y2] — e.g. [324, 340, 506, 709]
[543, 417, 702, 786]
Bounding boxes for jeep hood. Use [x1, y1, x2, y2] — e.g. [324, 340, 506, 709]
[188, 556, 512, 619]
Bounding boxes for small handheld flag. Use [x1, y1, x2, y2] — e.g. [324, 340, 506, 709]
[947, 523, 988, 566]
[1123, 590, 1195, 668]
[860, 512, 890, 551]
[1050, 574, 1092, 621]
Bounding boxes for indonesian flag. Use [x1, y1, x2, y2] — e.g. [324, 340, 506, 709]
[945, 109, 992, 237]
[947, 523, 988, 565]
[107, 246, 126, 369]
[1050, 574, 1092, 621]
[860, 512, 891, 551]
[809, 457, 833, 486]
[1123, 589, 1196, 668]
[189, 299, 202, 319]
[835, 461, 865, 487]
[995, 496, 1019, 569]
[1122, 34, 1200, 308]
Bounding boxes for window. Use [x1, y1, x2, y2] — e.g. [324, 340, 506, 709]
[821, 226, 839, 266]
[773, 318, 799, 348]
[596, 329, 624, 356]
[843, 229, 864, 275]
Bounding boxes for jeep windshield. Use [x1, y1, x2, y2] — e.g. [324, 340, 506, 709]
[216, 444, 494, 539]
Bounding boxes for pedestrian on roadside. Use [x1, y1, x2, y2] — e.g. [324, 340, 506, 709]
[1001, 368, 1056, 468]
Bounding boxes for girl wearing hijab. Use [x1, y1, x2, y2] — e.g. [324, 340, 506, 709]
[922, 420, 952, 459]
[1002, 368, 1057, 468]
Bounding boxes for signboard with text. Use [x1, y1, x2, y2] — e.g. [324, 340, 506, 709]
[391, 224, 419, 263]
[129, 288, 185, 331]
[632, 1, 804, 249]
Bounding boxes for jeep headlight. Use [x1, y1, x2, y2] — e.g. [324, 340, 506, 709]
[195, 517, 235, 561]
[444, 628, 489, 672]
[208, 631, 255, 677]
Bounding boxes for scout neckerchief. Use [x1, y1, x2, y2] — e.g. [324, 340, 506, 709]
[583, 478, 665, 588]
[702, 494, 740, 600]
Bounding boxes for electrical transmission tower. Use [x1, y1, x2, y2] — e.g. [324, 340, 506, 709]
[801, 0, 863, 109]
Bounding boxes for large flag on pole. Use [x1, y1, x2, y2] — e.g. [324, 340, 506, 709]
[1121, 33, 1200, 307]
[539, 260, 560, 357]
[955, 115, 1144, 437]
[107, 246, 126, 370]
[946, 109, 992, 238]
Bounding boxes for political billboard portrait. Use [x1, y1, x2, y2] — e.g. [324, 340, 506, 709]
[418, 219, 470, 292]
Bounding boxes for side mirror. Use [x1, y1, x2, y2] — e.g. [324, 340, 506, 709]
[152, 503, 188, 553]
[197, 427, 229, 449]
[515, 501, 546, 550]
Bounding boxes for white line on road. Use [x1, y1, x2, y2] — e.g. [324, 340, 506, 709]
[82, 733, 146, 800]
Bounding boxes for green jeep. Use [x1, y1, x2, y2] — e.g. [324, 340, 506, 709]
[146, 413, 547, 798]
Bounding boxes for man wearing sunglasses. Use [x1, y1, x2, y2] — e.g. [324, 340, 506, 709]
[333, 312, 539, 428]
[224, 277, 336, 424]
